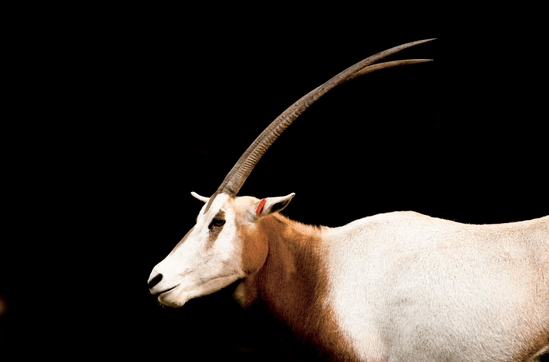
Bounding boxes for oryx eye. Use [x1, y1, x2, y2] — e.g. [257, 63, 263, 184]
[209, 218, 225, 231]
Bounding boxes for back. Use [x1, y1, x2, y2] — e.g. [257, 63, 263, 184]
[324, 212, 549, 361]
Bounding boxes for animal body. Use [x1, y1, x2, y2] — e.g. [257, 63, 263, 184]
[148, 39, 549, 361]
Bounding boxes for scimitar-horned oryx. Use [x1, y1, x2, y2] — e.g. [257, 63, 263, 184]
[148, 39, 549, 361]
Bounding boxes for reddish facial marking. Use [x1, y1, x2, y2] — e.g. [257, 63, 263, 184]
[256, 199, 266, 216]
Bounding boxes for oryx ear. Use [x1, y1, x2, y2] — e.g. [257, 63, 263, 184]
[191, 192, 210, 203]
[255, 193, 295, 218]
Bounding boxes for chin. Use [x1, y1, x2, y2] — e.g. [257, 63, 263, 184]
[158, 297, 186, 308]
[157, 287, 189, 308]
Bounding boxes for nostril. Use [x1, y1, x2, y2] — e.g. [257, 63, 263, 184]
[148, 273, 163, 289]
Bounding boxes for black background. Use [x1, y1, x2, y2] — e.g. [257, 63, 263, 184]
[2, 4, 548, 361]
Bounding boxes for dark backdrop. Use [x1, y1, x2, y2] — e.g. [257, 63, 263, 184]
[2, 4, 547, 361]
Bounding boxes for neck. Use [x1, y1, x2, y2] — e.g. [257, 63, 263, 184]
[256, 214, 325, 327]
[233, 214, 357, 360]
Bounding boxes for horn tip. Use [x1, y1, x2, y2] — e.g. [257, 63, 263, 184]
[416, 38, 437, 45]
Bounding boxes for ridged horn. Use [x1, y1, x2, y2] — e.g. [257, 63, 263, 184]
[205, 38, 435, 211]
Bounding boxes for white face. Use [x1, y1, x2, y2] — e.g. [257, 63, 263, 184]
[148, 193, 250, 308]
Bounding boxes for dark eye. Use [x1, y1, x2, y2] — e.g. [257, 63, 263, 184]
[209, 218, 225, 230]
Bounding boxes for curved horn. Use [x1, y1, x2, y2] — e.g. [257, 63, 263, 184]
[206, 38, 435, 211]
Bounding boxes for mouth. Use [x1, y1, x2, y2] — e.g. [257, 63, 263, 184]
[156, 284, 179, 297]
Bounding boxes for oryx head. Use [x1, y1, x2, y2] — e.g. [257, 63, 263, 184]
[148, 39, 434, 307]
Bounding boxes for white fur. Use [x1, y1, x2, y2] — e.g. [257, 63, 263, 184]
[324, 212, 548, 361]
